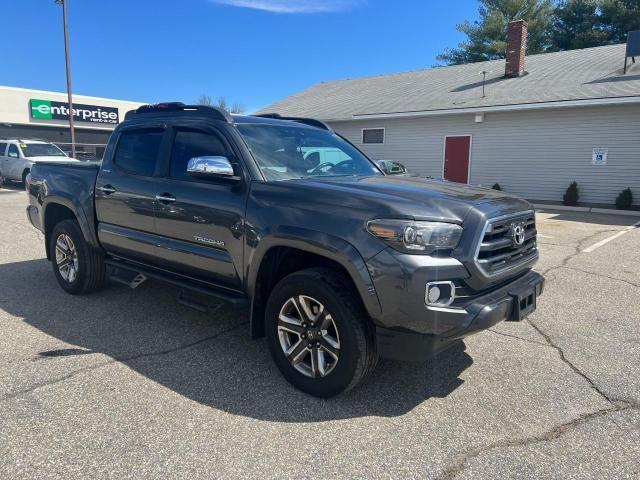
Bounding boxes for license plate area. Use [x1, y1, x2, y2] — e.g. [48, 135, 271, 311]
[508, 287, 537, 321]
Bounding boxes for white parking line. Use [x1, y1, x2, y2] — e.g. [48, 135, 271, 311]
[582, 221, 640, 253]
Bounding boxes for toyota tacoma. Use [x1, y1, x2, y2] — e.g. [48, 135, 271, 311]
[27, 103, 544, 397]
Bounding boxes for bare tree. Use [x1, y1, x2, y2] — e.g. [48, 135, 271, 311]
[216, 96, 229, 112]
[230, 101, 245, 114]
[197, 94, 213, 106]
[197, 94, 245, 114]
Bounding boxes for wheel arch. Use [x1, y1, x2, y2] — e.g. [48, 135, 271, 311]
[21, 167, 31, 183]
[42, 196, 98, 260]
[247, 228, 382, 338]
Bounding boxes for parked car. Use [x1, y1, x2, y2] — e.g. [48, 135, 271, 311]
[27, 103, 544, 397]
[374, 159, 414, 176]
[67, 151, 101, 162]
[0, 139, 78, 184]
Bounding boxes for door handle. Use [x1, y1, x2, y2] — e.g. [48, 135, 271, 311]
[98, 185, 116, 195]
[155, 193, 176, 204]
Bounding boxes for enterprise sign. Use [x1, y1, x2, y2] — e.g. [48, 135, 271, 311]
[30, 98, 119, 124]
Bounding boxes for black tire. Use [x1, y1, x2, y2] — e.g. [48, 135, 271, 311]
[265, 267, 378, 398]
[50, 219, 105, 294]
[21, 169, 30, 186]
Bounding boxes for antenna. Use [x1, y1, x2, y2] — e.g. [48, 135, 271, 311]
[479, 70, 492, 97]
[624, 30, 640, 74]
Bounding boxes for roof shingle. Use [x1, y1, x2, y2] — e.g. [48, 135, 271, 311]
[258, 44, 640, 120]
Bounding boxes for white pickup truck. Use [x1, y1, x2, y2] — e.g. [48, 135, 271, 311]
[0, 139, 78, 184]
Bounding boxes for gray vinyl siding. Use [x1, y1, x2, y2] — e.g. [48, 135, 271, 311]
[330, 104, 640, 207]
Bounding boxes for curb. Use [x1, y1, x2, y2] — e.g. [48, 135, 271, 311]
[534, 204, 640, 217]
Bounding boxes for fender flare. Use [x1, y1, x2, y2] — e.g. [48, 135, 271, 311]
[41, 194, 100, 256]
[246, 226, 382, 337]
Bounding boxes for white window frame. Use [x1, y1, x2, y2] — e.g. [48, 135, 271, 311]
[361, 128, 386, 145]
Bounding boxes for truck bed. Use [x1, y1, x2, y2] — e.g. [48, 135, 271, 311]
[27, 162, 101, 245]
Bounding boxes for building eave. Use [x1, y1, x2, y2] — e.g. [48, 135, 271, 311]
[341, 95, 640, 121]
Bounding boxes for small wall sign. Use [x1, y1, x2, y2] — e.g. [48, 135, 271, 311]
[592, 148, 608, 165]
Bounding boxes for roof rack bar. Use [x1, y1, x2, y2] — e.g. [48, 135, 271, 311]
[125, 102, 233, 123]
[254, 113, 332, 131]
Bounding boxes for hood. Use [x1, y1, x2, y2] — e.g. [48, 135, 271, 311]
[290, 175, 532, 223]
[27, 156, 80, 163]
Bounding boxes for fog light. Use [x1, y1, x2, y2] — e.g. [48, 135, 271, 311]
[427, 286, 441, 304]
[425, 281, 456, 307]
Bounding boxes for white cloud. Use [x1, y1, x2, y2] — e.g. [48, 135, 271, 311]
[210, 0, 365, 13]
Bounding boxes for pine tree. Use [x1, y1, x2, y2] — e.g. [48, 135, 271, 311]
[550, 0, 610, 50]
[599, 0, 640, 43]
[437, 0, 554, 65]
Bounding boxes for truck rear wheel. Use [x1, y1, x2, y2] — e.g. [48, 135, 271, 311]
[265, 268, 378, 398]
[50, 220, 105, 295]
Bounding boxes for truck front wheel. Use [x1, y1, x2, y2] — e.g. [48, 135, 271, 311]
[265, 268, 378, 398]
[50, 220, 105, 295]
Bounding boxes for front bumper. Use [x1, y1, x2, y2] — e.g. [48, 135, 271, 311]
[26, 205, 41, 231]
[375, 270, 544, 362]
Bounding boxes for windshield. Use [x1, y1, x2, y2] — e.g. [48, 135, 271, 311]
[21, 143, 67, 157]
[237, 124, 381, 181]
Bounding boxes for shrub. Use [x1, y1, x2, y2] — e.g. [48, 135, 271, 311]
[492, 183, 502, 191]
[615, 188, 633, 210]
[563, 181, 579, 206]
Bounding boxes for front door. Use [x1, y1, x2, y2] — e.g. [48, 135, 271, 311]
[444, 136, 471, 183]
[6, 144, 23, 180]
[0, 143, 7, 177]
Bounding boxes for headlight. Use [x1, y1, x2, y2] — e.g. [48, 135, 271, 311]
[367, 219, 463, 255]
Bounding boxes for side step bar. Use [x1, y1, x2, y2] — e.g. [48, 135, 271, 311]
[105, 258, 249, 306]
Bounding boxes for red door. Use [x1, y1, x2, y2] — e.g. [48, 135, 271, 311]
[444, 136, 471, 183]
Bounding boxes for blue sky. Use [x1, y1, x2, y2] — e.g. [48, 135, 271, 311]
[5, 0, 478, 112]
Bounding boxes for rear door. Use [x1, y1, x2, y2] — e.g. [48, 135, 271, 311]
[444, 135, 471, 184]
[95, 124, 168, 263]
[152, 124, 246, 291]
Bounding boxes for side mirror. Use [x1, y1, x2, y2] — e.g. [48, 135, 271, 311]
[8, 151, 19, 158]
[186, 156, 240, 181]
[376, 160, 407, 175]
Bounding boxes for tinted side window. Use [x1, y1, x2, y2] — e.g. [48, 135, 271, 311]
[0, 143, 7, 155]
[170, 130, 228, 180]
[8, 144, 20, 157]
[114, 129, 164, 176]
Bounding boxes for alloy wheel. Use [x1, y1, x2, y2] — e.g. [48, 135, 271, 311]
[277, 295, 341, 378]
[55, 234, 79, 283]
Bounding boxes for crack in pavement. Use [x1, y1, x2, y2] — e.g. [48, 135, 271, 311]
[438, 224, 639, 479]
[540, 228, 628, 277]
[539, 245, 579, 277]
[526, 317, 613, 403]
[0, 322, 245, 402]
[487, 328, 553, 348]
[560, 265, 640, 289]
[435, 402, 640, 480]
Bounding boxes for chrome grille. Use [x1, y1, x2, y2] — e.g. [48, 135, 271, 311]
[475, 211, 537, 276]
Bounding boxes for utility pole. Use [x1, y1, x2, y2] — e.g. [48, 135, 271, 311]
[55, 0, 76, 158]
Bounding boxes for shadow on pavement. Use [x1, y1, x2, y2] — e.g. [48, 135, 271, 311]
[0, 258, 472, 422]
[0, 183, 25, 193]
[538, 209, 639, 227]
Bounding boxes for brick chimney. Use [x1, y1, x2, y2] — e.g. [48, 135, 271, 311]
[505, 20, 528, 77]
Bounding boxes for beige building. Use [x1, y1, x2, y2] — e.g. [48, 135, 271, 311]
[0, 86, 144, 158]
[260, 23, 640, 208]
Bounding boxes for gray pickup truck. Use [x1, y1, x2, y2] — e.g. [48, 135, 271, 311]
[27, 103, 544, 397]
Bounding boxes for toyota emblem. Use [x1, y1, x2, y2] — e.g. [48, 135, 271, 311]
[511, 223, 526, 246]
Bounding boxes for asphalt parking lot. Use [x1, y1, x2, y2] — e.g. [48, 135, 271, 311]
[0, 184, 639, 479]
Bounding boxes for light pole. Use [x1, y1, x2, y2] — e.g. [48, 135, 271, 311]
[55, 0, 76, 158]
